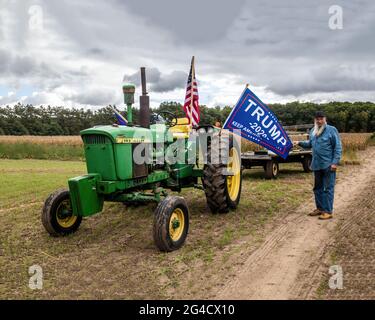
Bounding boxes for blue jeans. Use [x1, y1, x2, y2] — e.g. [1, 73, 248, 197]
[313, 167, 336, 214]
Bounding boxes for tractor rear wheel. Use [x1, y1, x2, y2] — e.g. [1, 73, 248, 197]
[202, 134, 242, 214]
[153, 196, 189, 252]
[42, 189, 82, 236]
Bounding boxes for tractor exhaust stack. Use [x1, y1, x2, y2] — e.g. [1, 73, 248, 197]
[139, 67, 150, 128]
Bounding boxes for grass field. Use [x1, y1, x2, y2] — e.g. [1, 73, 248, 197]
[0, 159, 314, 299]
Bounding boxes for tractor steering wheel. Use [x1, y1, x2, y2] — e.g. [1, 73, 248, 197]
[156, 111, 178, 127]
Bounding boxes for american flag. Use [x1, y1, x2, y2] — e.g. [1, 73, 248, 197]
[183, 56, 200, 126]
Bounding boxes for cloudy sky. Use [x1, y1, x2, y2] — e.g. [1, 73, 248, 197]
[1, 0, 375, 109]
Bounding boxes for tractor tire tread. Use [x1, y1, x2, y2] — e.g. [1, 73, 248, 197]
[153, 196, 189, 252]
[42, 188, 82, 237]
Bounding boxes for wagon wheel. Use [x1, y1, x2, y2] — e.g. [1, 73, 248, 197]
[302, 155, 312, 172]
[264, 159, 279, 179]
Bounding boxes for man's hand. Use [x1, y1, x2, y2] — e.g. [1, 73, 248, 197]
[331, 164, 338, 171]
[293, 141, 299, 147]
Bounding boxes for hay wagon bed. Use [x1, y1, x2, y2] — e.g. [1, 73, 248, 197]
[241, 149, 312, 179]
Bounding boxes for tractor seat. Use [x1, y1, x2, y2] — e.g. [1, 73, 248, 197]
[169, 117, 192, 139]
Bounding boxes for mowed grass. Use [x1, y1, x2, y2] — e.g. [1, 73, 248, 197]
[0, 160, 85, 210]
[0, 159, 314, 299]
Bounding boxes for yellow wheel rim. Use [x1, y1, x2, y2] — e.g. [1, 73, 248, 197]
[226, 147, 241, 201]
[169, 208, 185, 242]
[56, 199, 77, 228]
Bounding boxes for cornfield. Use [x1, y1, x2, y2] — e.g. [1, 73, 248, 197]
[0, 135, 83, 146]
[241, 132, 373, 153]
[0, 133, 373, 161]
[0, 136, 83, 160]
[340, 133, 373, 151]
[0, 133, 373, 149]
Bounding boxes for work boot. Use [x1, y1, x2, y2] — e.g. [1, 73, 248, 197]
[308, 208, 322, 216]
[319, 212, 333, 220]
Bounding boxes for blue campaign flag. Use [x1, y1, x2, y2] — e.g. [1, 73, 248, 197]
[223, 87, 293, 159]
[112, 106, 128, 125]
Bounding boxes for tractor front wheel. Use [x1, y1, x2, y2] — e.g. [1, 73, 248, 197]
[153, 196, 189, 252]
[42, 189, 82, 236]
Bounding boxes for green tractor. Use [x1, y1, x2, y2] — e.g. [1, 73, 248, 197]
[42, 67, 242, 251]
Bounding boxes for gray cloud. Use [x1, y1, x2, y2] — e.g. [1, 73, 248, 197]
[267, 64, 375, 96]
[69, 88, 120, 106]
[0, 49, 91, 89]
[152, 71, 187, 92]
[123, 68, 187, 93]
[0, 50, 51, 77]
[123, 68, 161, 85]
[1, 0, 375, 106]
[121, 0, 246, 44]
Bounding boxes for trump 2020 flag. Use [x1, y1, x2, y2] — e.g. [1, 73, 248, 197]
[223, 86, 293, 159]
[111, 106, 128, 125]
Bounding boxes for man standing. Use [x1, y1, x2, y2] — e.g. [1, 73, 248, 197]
[295, 111, 342, 220]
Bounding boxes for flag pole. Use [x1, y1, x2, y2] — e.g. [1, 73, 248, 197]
[190, 56, 195, 125]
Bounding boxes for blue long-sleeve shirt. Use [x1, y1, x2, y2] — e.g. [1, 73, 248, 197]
[298, 125, 342, 171]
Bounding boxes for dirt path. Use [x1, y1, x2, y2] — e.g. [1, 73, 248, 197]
[216, 147, 375, 300]
[297, 179, 375, 299]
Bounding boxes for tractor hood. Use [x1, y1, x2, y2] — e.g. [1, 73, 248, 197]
[80, 125, 152, 144]
[80, 124, 173, 144]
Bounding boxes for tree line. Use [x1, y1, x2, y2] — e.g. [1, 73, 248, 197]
[0, 101, 374, 135]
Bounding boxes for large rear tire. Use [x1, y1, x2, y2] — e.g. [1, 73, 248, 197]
[202, 133, 242, 214]
[153, 196, 189, 252]
[42, 189, 82, 236]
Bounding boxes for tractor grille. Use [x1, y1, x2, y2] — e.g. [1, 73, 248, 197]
[132, 143, 148, 178]
[82, 134, 110, 144]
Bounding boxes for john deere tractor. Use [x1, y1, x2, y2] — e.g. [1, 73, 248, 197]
[42, 67, 242, 251]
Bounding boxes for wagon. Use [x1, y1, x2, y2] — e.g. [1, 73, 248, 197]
[241, 148, 312, 179]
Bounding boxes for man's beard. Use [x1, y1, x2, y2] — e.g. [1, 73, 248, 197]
[313, 121, 326, 137]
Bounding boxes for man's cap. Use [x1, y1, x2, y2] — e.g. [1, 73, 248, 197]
[315, 111, 325, 118]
